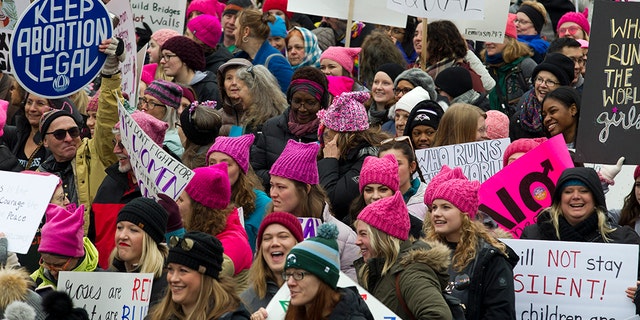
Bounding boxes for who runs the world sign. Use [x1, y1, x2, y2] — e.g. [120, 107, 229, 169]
[11, 0, 112, 98]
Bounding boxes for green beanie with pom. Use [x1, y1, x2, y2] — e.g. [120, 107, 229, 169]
[285, 223, 340, 289]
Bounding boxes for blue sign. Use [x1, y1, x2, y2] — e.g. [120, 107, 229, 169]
[10, 0, 113, 99]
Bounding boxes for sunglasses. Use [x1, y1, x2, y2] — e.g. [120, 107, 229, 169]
[39, 256, 73, 273]
[46, 127, 80, 140]
[169, 236, 195, 251]
[381, 135, 415, 152]
[557, 26, 581, 35]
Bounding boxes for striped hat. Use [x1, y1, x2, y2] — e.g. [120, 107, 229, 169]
[145, 80, 183, 110]
[285, 223, 340, 289]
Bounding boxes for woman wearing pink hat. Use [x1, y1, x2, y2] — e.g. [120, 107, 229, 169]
[424, 166, 517, 319]
[556, 9, 590, 40]
[177, 163, 253, 294]
[144, 28, 180, 85]
[320, 46, 366, 92]
[207, 134, 271, 253]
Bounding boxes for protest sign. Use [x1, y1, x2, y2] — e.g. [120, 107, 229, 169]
[387, 0, 485, 21]
[416, 138, 510, 183]
[0, 171, 58, 254]
[118, 102, 194, 201]
[106, 1, 137, 107]
[288, 0, 406, 28]
[452, 1, 509, 43]
[0, 0, 29, 72]
[574, 0, 640, 164]
[131, 0, 187, 34]
[58, 272, 154, 320]
[266, 271, 401, 320]
[10, 0, 113, 98]
[502, 239, 638, 320]
[478, 135, 573, 238]
[298, 217, 322, 239]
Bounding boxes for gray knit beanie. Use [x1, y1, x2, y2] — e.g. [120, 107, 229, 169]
[394, 69, 437, 102]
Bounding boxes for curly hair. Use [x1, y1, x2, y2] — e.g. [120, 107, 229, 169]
[236, 9, 276, 41]
[185, 196, 234, 237]
[432, 103, 486, 147]
[425, 20, 468, 66]
[235, 65, 286, 132]
[359, 30, 407, 88]
[232, 167, 263, 218]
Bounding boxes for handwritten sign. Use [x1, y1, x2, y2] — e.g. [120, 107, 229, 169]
[288, 0, 407, 28]
[416, 138, 510, 183]
[266, 271, 400, 320]
[298, 217, 322, 239]
[451, 1, 509, 43]
[10, 0, 113, 98]
[0, 0, 29, 73]
[502, 239, 638, 320]
[387, 0, 485, 21]
[478, 135, 574, 238]
[0, 171, 58, 254]
[106, 1, 137, 108]
[131, 0, 187, 34]
[58, 272, 154, 320]
[118, 102, 194, 201]
[575, 0, 640, 164]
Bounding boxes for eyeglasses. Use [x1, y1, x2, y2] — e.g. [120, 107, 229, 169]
[169, 236, 195, 251]
[161, 54, 178, 62]
[138, 97, 166, 110]
[534, 77, 560, 88]
[385, 27, 405, 36]
[381, 135, 415, 152]
[112, 138, 125, 150]
[45, 127, 80, 140]
[558, 26, 581, 35]
[393, 87, 413, 96]
[569, 56, 586, 66]
[291, 98, 319, 109]
[282, 270, 309, 281]
[513, 19, 532, 25]
[39, 256, 73, 273]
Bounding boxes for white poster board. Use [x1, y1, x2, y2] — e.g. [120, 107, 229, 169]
[0, 171, 58, 254]
[118, 102, 194, 201]
[58, 272, 154, 319]
[266, 271, 401, 319]
[288, 0, 407, 28]
[298, 217, 322, 239]
[415, 138, 510, 183]
[106, 1, 138, 108]
[0, 0, 30, 72]
[502, 239, 638, 320]
[452, 1, 510, 43]
[131, 0, 188, 34]
[387, 0, 485, 21]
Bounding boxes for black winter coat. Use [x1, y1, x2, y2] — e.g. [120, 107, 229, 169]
[329, 287, 374, 320]
[205, 45, 233, 75]
[38, 157, 77, 204]
[3, 115, 48, 170]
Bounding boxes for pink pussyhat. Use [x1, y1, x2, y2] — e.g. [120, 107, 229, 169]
[206, 134, 256, 173]
[359, 154, 399, 193]
[357, 191, 410, 240]
[0, 99, 7, 137]
[317, 91, 370, 133]
[269, 140, 320, 185]
[39, 203, 86, 257]
[429, 178, 481, 218]
[424, 165, 466, 206]
[185, 162, 232, 210]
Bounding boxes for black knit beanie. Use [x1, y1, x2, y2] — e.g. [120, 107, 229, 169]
[117, 197, 169, 244]
[435, 66, 473, 98]
[403, 100, 445, 136]
[376, 63, 405, 83]
[161, 36, 206, 71]
[531, 53, 575, 86]
[553, 167, 607, 211]
[167, 232, 224, 279]
[517, 4, 545, 34]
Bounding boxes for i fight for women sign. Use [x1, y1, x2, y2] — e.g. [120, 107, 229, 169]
[10, 0, 112, 98]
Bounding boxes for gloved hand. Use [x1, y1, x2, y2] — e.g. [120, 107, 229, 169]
[99, 37, 125, 75]
[599, 156, 625, 185]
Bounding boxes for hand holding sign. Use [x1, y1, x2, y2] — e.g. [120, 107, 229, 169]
[99, 37, 125, 75]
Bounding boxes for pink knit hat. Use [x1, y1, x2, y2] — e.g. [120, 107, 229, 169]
[151, 29, 181, 47]
[206, 134, 256, 173]
[187, 14, 222, 48]
[506, 13, 517, 39]
[502, 137, 547, 166]
[317, 91, 369, 133]
[187, 0, 221, 18]
[485, 110, 509, 140]
[557, 8, 590, 36]
[326, 76, 355, 98]
[576, 39, 589, 49]
[359, 154, 399, 193]
[357, 191, 410, 240]
[424, 165, 465, 206]
[39, 203, 85, 257]
[0, 99, 7, 137]
[320, 47, 361, 75]
[269, 140, 320, 185]
[185, 162, 232, 210]
[429, 178, 481, 218]
[141, 64, 157, 85]
[130, 111, 169, 146]
[87, 90, 100, 112]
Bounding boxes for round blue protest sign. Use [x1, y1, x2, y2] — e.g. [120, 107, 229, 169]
[10, 0, 113, 99]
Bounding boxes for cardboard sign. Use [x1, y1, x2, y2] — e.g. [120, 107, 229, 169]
[387, 0, 485, 21]
[0, 171, 58, 254]
[0, 0, 30, 73]
[452, 1, 510, 43]
[574, 0, 640, 164]
[502, 239, 638, 320]
[131, 0, 187, 34]
[478, 135, 574, 238]
[266, 271, 401, 320]
[288, 0, 407, 28]
[416, 138, 510, 183]
[106, 1, 137, 108]
[118, 102, 194, 201]
[58, 272, 154, 320]
[10, 0, 113, 98]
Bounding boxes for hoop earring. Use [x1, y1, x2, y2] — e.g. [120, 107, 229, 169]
[242, 36, 249, 43]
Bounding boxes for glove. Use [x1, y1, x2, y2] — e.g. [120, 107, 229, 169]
[102, 37, 125, 75]
[599, 156, 625, 185]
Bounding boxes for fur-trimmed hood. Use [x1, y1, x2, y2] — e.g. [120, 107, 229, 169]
[397, 239, 452, 290]
[0, 267, 30, 309]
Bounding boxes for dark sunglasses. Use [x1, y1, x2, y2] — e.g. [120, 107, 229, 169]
[46, 127, 80, 140]
[169, 236, 195, 251]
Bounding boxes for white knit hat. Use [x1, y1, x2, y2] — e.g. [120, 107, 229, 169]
[395, 87, 431, 115]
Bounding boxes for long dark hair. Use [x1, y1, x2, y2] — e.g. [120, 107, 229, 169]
[619, 181, 640, 227]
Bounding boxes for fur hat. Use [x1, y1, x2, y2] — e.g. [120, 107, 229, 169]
[286, 223, 340, 289]
[39, 204, 85, 258]
[317, 91, 370, 132]
[485, 110, 510, 140]
[532, 53, 575, 86]
[269, 140, 320, 184]
[557, 8, 590, 36]
[185, 163, 231, 210]
[359, 154, 399, 193]
[151, 29, 180, 47]
[256, 212, 304, 248]
[320, 47, 361, 75]
[502, 137, 547, 166]
[357, 192, 410, 240]
[187, 14, 222, 48]
[43, 291, 89, 320]
[435, 66, 473, 98]
[262, 0, 293, 18]
[129, 111, 169, 147]
[554, 167, 606, 210]
[167, 232, 224, 279]
[206, 134, 256, 173]
[117, 197, 169, 244]
[161, 36, 206, 71]
[144, 79, 183, 110]
[394, 69, 437, 102]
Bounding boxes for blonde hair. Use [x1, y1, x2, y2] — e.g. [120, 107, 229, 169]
[108, 231, 168, 278]
[355, 222, 402, 290]
[481, 37, 533, 64]
[432, 103, 486, 147]
[70, 90, 89, 115]
[546, 204, 615, 242]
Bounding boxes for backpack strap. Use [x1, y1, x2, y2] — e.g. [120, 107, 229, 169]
[395, 272, 418, 320]
[264, 53, 281, 69]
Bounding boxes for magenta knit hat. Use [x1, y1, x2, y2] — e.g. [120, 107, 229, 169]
[269, 140, 320, 185]
[256, 212, 304, 247]
[141, 64, 157, 85]
[206, 134, 256, 173]
[320, 47, 361, 75]
[429, 178, 481, 218]
[424, 165, 465, 206]
[327, 75, 355, 98]
[506, 13, 517, 39]
[485, 110, 509, 140]
[187, 0, 221, 18]
[262, 0, 293, 19]
[359, 154, 399, 193]
[187, 14, 222, 48]
[151, 28, 180, 47]
[185, 162, 232, 210]
[130, 111, 169, 146]
[145, 79, 183, 110]
[502, 137, 547, 166]
[0, 99, 7, 137]
[317, 91, 370, 132]
[161, 36, 206, 71]
[357, 192, 410, 240]
[39, 203, 85, 257]
[557, 8, 590, 36]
